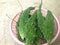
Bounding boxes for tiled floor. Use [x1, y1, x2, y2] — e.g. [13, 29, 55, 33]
[0, 0, 60, 45]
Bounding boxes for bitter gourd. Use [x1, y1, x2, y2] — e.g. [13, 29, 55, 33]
[16, 7, 34, 40]
[42, 10, 54, 43]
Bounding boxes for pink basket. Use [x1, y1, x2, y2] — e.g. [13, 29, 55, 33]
[10, 8, 60, 45]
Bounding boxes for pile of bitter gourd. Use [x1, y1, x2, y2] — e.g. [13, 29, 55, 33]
[16, 1, 54, 45]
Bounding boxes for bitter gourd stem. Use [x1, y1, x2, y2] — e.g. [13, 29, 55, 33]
[39, 0, 42, 9]
[6, 14, 17, 23]
[17, 0, 23, 11]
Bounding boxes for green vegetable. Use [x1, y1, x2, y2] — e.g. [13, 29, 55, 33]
[42, 10, 54, 43]
[35, 0, 44, 44]
[37, 0, 44, 39]
[16, 7, 34, 40]
[24, 11, 37, 44]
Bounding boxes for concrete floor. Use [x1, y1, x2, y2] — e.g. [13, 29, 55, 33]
[0, 0, 60, 45]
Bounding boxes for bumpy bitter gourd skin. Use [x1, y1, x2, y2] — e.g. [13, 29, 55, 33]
[37, 7, 44, 38]
[42, 10, 54, 43]
[24, 11, 37, 45]
[16, 7, 34, 40]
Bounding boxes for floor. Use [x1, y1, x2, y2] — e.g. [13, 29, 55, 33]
[0, 0, 60, 45]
